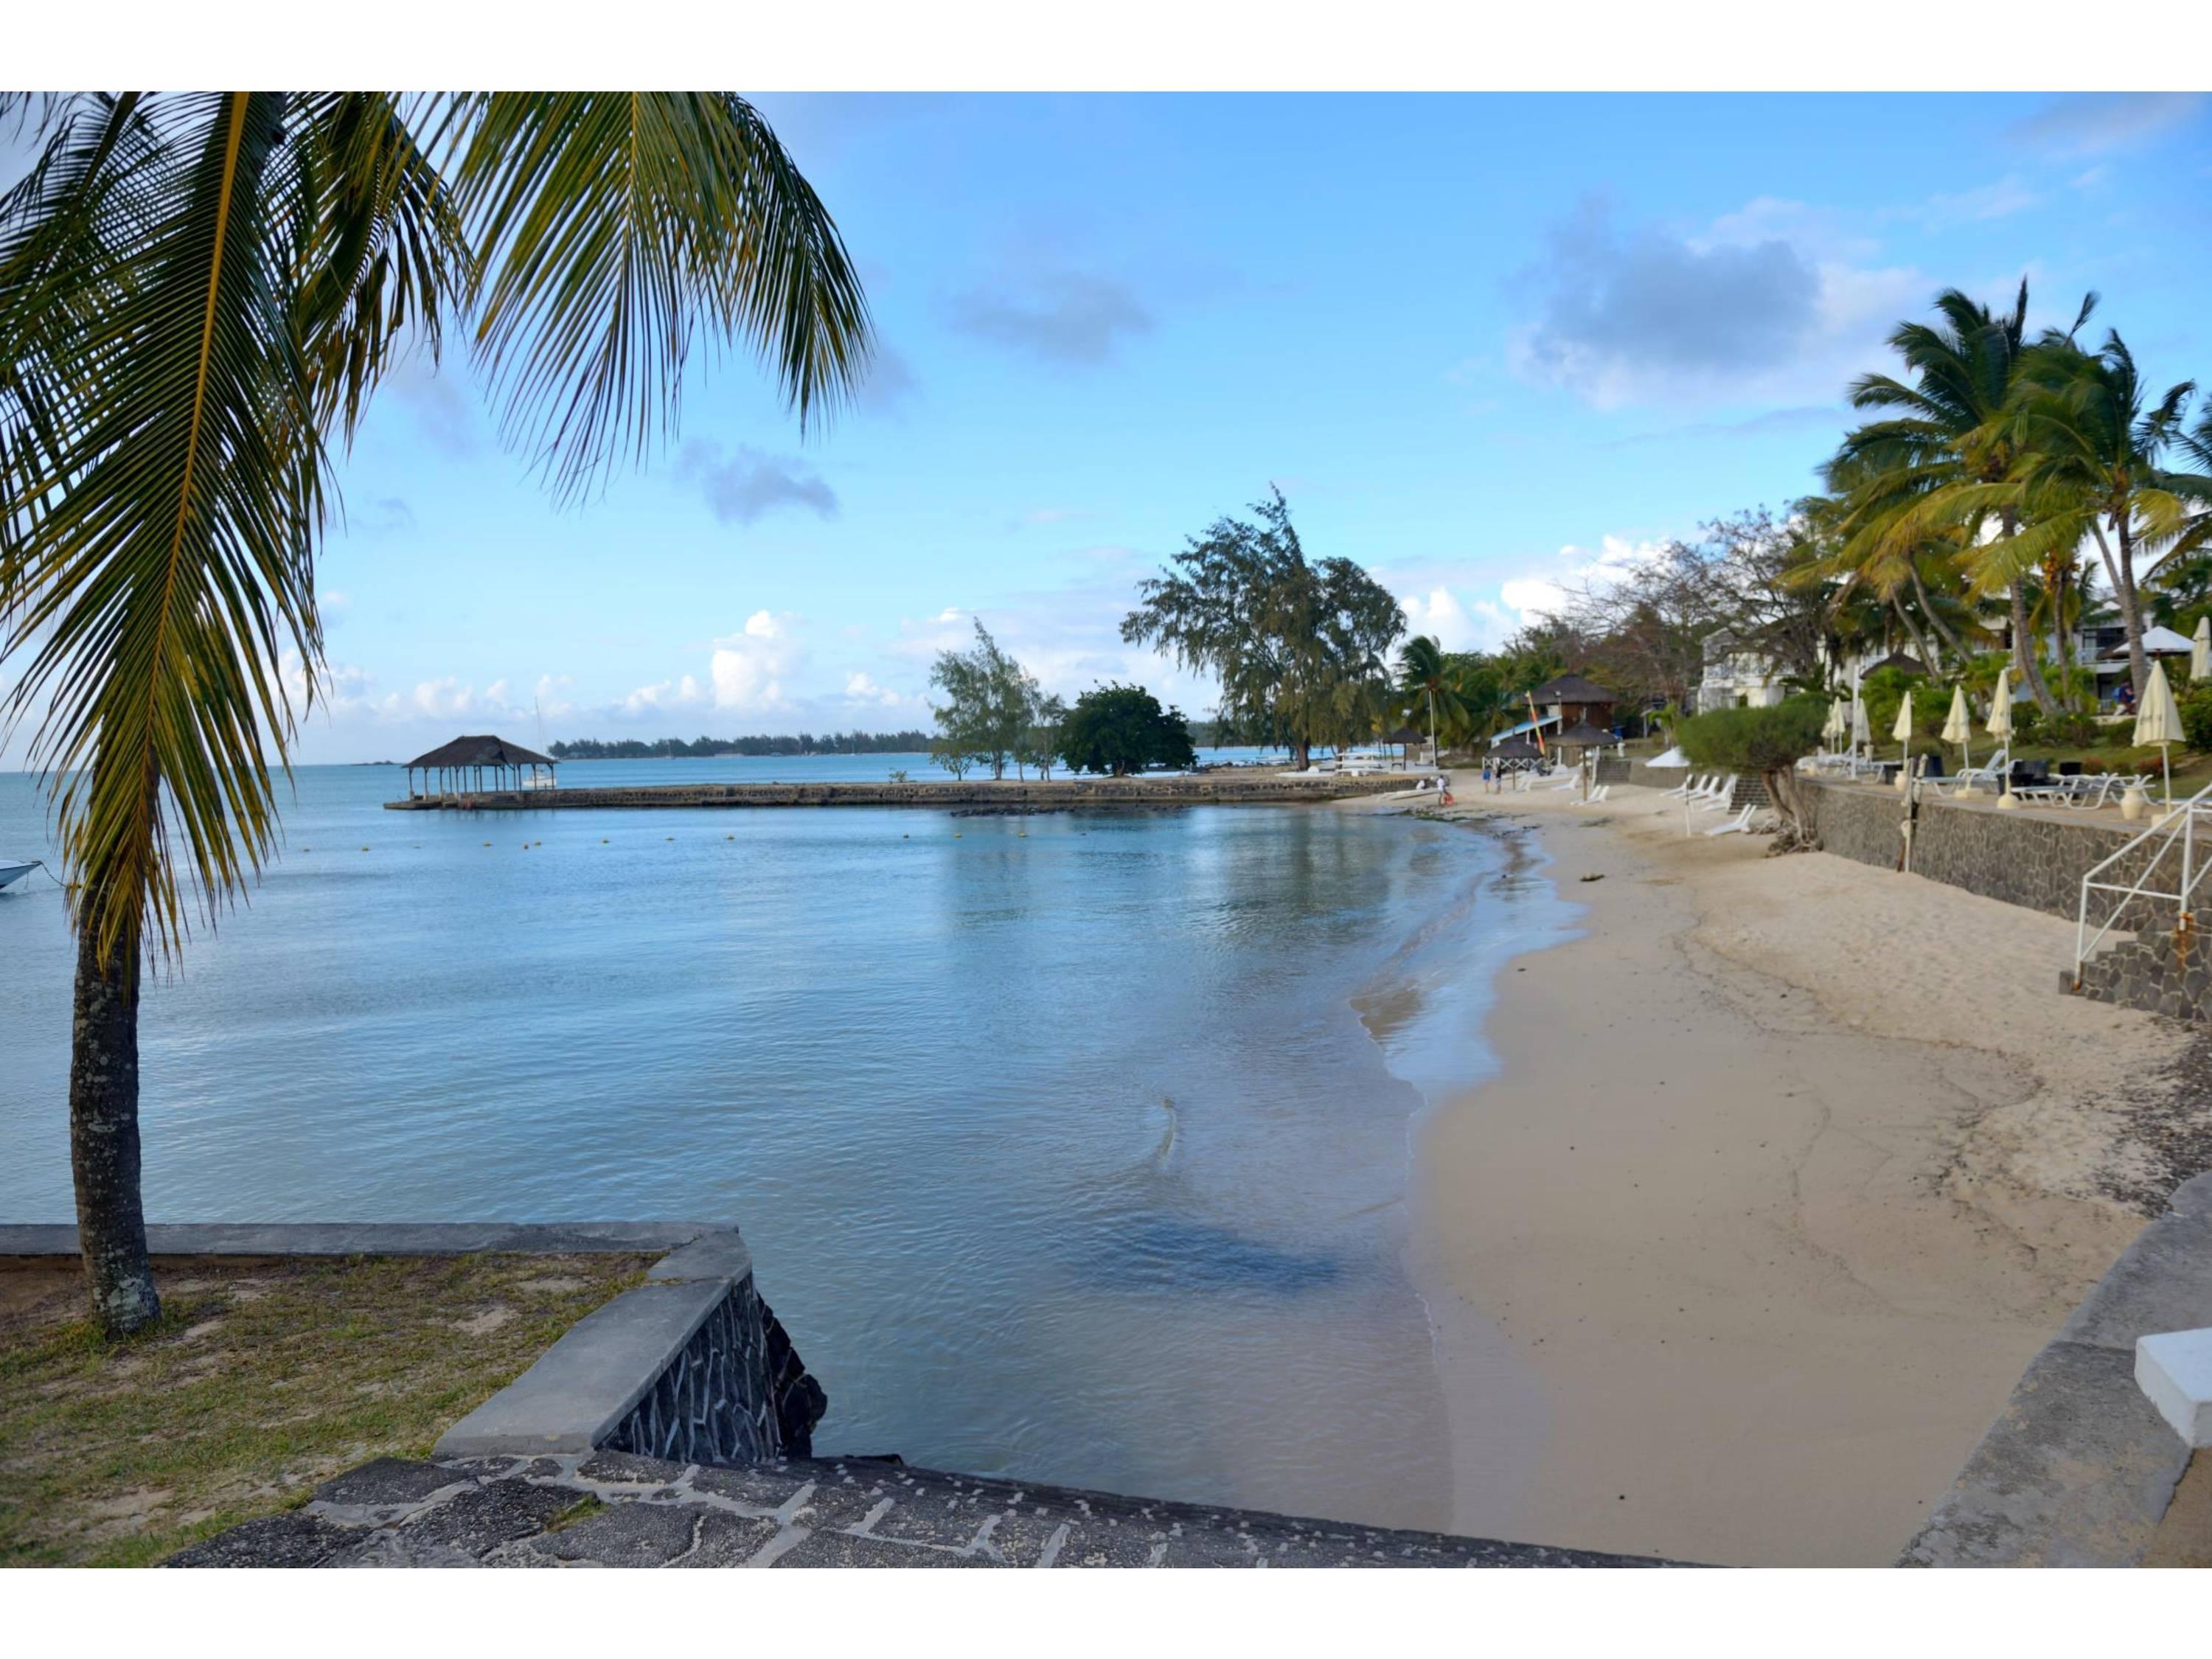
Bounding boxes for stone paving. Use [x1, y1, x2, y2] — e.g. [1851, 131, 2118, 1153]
[165, 1450, 1680, 1568]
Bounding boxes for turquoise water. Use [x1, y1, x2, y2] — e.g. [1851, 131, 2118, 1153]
[0, 758, 1568, 1528]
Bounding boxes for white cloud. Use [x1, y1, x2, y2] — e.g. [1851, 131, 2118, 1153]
[1399, 586, 1478, 651]
[708, 611, 802, 712]
[411, 677, 476, 719]
[842, 671, 921, 711]
[621, 675, 706, 715]
[1382, 535, 1673, 654]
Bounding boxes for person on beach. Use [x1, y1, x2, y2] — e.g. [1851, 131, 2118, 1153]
[1481, 760, 1495, 793]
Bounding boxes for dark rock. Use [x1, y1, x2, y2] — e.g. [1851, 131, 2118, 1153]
[164, 1512, 362, 1568]
[396, 1478, 582, 1557]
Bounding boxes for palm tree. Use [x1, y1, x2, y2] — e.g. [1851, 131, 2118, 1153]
[0, 93, 872, 1333]
[1826, 282, 2079, 714]
[1395, 634, 1467, 759]
[1986, 328, 2197, 703]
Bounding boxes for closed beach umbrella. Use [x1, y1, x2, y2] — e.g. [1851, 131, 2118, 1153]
[2195, 616, 2211, 681]
[1941, 684, 1972, 773]
[1851, 692, 1870, 753]
[2135, 658, 2183, 804]
[1825, 699, 1847, 748]
[1987, 669, 2016, 807]
[1892, 689, 1914, 779]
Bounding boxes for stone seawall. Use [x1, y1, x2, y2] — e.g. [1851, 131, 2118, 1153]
[384, 773, 1423, 813]
[1799, 777, 2156, 923]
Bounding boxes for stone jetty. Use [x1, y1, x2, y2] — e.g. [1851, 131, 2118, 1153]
[383, 773, 1430, 813]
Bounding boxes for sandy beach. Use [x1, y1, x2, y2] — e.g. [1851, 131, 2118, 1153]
[1400, 778, 2212, 1567]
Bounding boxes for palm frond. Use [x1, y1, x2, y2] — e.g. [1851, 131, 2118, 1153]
[449, 91, 872, 504]
[3, 92, 321, 964]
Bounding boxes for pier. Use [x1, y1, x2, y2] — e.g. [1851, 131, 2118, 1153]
[383, 772, 1433, 812]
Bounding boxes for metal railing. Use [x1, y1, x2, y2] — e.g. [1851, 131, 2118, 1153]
[2074, 778, 2212, 986]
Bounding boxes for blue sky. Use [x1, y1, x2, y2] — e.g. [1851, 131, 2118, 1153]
[45, 91, 2212, 762]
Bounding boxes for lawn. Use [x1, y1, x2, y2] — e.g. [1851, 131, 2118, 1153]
[0, 1251, 649, 1566]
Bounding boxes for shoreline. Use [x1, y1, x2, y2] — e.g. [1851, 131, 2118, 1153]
[1398, 781, 2211, 1566]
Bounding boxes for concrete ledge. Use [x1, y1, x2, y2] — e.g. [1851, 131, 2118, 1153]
[644, 1231, 754, 1284]
[434, 1279, 731, 1458]
[1901, 1171, 2212, 1565]
[0, 1221, 717, 1257]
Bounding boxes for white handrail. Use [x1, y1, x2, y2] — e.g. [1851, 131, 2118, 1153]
[2073, 777, 2212, 986]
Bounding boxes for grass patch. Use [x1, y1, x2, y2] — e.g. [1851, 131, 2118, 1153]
[0, 1251, 648, 1567]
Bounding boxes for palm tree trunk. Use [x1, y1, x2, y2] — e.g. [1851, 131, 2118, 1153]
[1892, 597, 1937, 673]
[2089, 519, 2149, 703]
[70, 913, 160, 1336]
[1907, 563, 1961, 664]
[2009, 580, 2059, 715]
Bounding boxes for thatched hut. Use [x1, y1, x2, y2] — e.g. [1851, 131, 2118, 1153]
[404, 735, 557, 800]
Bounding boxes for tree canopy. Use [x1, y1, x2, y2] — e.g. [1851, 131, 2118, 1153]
[1056, 684, 1195, 777]
[928, 620, 1039, 781]
[1121, 488, 1402, 769]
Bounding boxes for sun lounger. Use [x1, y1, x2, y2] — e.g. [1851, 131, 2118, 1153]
[1695, 774, 1739, 810]
[1703, 805, 1756, 836]
[1573, 784, 1611, 807]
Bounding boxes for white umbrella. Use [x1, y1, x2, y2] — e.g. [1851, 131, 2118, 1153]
[2140, 625, 2195, 657]
[1987, 668, 2016, 807]
[1824, 699, 1847, 749]
[1941, 684, 1972, 774]
[1851, 692, 1870, 755]
[2194, 616, 2210, 681]
[2135, 658, 2183, 804]
[1892, 689, 1915, 781]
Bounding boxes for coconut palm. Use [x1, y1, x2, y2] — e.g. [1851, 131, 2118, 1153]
[1984, 328, 2197, 703]
[0, 92, 872, 1333]
[1825, 282, 2081, 713]
[1395, 634, 1470, 757]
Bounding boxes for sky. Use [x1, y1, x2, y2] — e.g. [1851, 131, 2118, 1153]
[15, 90, 2212, 763]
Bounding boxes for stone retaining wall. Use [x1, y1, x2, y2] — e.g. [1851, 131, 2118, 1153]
[437, 1229, 824, 1467]
[1800, 778, 2160, 923]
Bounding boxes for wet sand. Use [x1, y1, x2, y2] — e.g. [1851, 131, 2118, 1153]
[1402, 780, 2206, 1566]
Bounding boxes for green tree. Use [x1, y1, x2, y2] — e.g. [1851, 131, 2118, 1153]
[1121, 488, 1403, 771]
[0, 91, 871, 1333]
[1826, 282, 2071, 712]
[1057, 684, 1196, 776]
[1676, 696, 1828, 851]
[1016, 692, 1067, 781]
[1986, 326, 2199, 703]
[1395, 635, 1467, 758]
[928, 620, 1036, 782]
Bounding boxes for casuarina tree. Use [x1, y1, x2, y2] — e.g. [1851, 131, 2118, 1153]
[1121, 488, 1402, 770]
[0, 93, 872, 1333]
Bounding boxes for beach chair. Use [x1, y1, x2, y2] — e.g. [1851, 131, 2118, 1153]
[1696, 774, 1739, 810]
[1573, 784, 1611, 807]
[1703, 805, 1756, 836]
[1660, 773, 1701, 799]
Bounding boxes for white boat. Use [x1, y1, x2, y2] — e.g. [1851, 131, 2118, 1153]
[0, 858, 40, 891]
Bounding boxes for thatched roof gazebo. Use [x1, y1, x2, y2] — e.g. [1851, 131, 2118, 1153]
[1489, 734, 1546, 772]
[404, 734, 557, 800]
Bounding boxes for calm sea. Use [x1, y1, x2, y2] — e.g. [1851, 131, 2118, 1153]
[0, 756, 1571, 1528]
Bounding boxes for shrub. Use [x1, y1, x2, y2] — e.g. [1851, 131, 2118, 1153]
[2181, 681, 2212, 753]
[2010, 701, 2042, 741]
[1677, 695, 1827, 851]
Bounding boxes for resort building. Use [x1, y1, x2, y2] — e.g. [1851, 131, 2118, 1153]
[1696, 628, 1790, 712]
